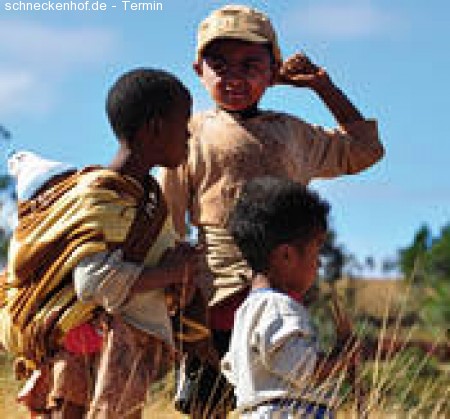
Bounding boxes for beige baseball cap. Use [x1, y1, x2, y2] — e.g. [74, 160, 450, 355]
[196, 4, 282, 65]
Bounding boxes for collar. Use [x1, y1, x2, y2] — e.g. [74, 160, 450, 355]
[218, 105, 261, 120]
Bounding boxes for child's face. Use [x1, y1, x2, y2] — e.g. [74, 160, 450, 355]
[194, 39, 275, 112]
[278, 232, 325, 296]
[153, 99, 191, 168]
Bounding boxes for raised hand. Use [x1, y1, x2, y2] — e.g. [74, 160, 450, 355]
[276, 52, 331, 91]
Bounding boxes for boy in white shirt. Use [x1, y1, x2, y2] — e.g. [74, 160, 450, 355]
[222, 176, 356, 418]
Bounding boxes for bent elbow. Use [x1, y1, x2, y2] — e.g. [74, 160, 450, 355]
[347, 141, 385, 174]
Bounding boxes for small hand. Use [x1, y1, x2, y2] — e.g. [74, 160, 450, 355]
[276, 52, 330, 90]
[161, 242, 204, 311]
[160, 242, 203, 280]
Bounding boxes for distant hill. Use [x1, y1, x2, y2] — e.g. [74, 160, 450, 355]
[320, 276, 418, 320]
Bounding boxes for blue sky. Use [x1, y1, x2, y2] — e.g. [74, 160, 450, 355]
[1, 0, 449, 274]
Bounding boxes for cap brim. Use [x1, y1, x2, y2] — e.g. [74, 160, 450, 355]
[215, 31, 270, 44]
[197, 31, 281, 65]
[198, 31, 271, 57]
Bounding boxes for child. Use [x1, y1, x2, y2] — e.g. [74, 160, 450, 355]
[160, 3, 384, 415]
[1, 68, 198, 418]
[222, 176, 352, 418]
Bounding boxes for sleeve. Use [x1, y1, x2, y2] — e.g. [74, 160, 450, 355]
[290, 117, 384, 179]
[158, 113, 206, 236]
[73, 249, 143, 313]
[159, 164, 191, 238]
[252, 305, 319, 387]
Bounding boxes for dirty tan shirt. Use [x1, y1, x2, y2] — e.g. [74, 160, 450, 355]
[160, 109, 383, 304]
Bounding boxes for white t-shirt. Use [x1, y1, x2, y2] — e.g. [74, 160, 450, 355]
[222, 289, 332, 412]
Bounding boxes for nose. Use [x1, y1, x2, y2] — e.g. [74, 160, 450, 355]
[222, 64, 246, 82]
[224, 74, 246, 90]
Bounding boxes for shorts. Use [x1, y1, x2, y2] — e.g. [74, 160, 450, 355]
[240, 399, 333, 419]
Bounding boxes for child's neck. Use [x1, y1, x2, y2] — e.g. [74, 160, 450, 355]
[251, 272, 300, 300]
[108, 146, 153, 187]
[251, 273, 272, 291]
[220, 103, 260, 119]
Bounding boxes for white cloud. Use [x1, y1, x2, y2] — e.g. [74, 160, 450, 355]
[284, 1, 400, 39]
[0, 71, 34, 103]
[0, 20, 117, 116]
[0, 21, 117, 70]
[0, 70, 53, 115]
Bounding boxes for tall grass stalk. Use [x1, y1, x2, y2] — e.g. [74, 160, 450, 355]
[1, 271, 448, 418]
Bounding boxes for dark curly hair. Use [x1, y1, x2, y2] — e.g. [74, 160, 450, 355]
[228, 176, 330, 274]
[106, 68, 191, 141]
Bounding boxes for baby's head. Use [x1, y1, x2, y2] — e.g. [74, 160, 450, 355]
[7, 151, 76, 202]
[228, 176, 329, 295]
[194, 5, 281, 112]
[106, 68, 192, 168]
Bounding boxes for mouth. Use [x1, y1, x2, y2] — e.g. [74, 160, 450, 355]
[224, 92, 249, 105]
[225, 89, 247, 96]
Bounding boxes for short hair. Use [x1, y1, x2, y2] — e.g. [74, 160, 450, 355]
[228, 176, 330, 273]
[106, 68, 191, 141]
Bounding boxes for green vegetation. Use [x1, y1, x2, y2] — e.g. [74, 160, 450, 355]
[399, 223, 450, 338]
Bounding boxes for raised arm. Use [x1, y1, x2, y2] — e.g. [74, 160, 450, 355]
[277, 52, 364, 125]
[277, 53, 384, 177]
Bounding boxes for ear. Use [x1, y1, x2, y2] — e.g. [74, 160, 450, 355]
[271, 244, 291, 265]
[269, 62, 280, 87]
[193, 61, 203, 77]
[269, 244, 295, 287]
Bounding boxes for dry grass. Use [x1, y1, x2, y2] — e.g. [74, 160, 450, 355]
[0, 353, 27, 418]
[1, 277, 449, 418]
[327, 277, 412, 318]
[328, 277, 449, 418]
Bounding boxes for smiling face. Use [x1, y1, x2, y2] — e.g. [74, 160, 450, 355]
[194, 39, 275, 112]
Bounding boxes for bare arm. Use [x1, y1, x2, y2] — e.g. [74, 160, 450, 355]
[74, 243, 200, 312]
[277, 53, 364, 125]
[128, 242, 200, 299]
[127, 265, 186, 295]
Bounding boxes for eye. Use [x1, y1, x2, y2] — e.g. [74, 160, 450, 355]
[206, 57, 227, 74]
[243, 61, 261, 72]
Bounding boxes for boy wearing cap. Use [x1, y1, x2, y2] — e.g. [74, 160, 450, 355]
[161, 4, 383, 416]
